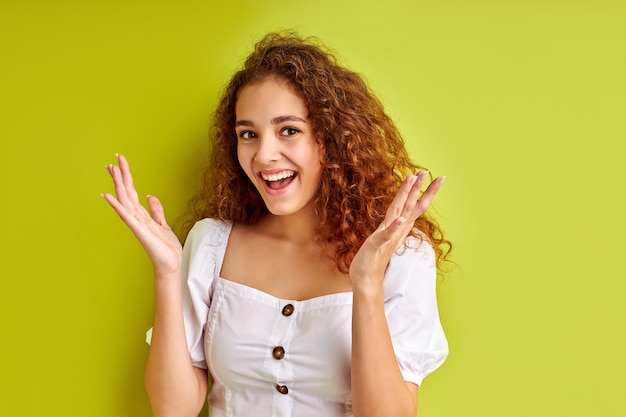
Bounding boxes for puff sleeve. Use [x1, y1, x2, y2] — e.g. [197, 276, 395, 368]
[183, 219, 236, 369]
[146, 219, 228, 369]
[383, 236, 448, 386]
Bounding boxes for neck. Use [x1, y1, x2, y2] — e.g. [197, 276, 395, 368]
[257, 207, 318, 244]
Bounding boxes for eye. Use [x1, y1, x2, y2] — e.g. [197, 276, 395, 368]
[238, 131, 257, 141]
[280, 127, 300, 136]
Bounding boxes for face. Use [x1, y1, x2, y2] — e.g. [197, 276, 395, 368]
[235, 77, 322, 217]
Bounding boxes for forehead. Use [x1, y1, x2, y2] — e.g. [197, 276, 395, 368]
[235, 78, 309, 120]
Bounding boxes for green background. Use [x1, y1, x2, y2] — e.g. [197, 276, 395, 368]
[1, 1, 624, 416]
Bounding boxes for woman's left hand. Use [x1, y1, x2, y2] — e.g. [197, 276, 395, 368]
[349, 170, 445, 291]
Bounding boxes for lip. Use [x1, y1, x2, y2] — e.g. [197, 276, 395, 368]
[256, 169, 298, 196]
[259, 169, 297, 181]
[258, 168, 296, 175]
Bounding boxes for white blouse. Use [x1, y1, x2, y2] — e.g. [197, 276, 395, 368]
[177, 218, 447, 417]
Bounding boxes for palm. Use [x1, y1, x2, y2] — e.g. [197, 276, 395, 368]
[350, 171, 445, 288]
[102, 154, 182, 276]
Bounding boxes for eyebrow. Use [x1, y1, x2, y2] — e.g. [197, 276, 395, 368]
[235, 115, 308, 127]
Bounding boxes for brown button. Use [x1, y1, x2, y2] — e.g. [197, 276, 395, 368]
[282, 304, 294, 316]
[272, 346, 285, 360]
[276, 384, 289, 395]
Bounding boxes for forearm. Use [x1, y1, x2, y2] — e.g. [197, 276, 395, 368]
[145, 272, 207, 417]
[351, 285, 417, 417]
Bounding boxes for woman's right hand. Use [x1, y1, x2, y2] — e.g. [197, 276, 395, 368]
[102, 154, 183, 277]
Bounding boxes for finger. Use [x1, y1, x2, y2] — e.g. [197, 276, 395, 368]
[147, 195, 170, 229]
[412, 175, 446, 216]
[103, 192, 166, 256]
[116, 154, 140, 203]
[102, 192, 135, 227]
[384, 215, 408, 235]
[109, 163, 133, 207]
[380, 174, 418, 229]
[372, 214, 411, 252]
[399, 170, 430, 219]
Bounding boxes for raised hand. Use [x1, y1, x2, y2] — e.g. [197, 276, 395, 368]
[102, 154, 183, 277]
[349, 170, 445, 289]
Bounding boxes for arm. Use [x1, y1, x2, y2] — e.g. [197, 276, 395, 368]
[145, 273, 208, 417]
[102, 154, 207, 417]
[352, 286, 419, 417]
[350, 170, 445, 417]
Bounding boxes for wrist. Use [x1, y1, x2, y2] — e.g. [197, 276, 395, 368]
[351, 278, 384, 299]
[153, 269, 182, 288]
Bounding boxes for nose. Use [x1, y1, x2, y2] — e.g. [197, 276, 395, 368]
[254, 134, 281, 163]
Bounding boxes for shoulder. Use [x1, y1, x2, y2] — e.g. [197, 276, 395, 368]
[388, 234, 436, 275]
[182, 218, 232, 294]
[185, 218, 233, 247]
[384, 234, 436, 296]
[182, 218, 232, 276]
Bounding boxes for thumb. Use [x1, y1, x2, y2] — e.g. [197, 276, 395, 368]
[146, 195, 169, 228]
[376, 216, 407, 243]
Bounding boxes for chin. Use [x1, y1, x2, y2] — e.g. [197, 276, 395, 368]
[265, 205, 299, 217]
[261, 199, 314, 217]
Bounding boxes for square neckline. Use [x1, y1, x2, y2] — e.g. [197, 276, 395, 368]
[216, 276, 353, 308]
[212, 219, 353, 304]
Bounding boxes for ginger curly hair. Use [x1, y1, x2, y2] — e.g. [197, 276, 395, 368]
[185, 32, 451, 273]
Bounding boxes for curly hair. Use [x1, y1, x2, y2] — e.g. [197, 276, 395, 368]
[185, 32, 451, 273]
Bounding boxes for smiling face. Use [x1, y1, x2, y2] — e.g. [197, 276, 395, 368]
[235, 77, 323, 217]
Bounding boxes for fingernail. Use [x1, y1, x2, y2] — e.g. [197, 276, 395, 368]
[440, 176, 447, 184]
[115, 153, 120, 161]
[397, 216, 407, 224]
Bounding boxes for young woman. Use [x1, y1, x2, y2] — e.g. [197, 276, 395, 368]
[103, 32, 450, 417]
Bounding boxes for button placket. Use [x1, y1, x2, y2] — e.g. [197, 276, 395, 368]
[282, 303, 294, 316]
[263, 300, 297, 398]
[272, 346, 285, 360]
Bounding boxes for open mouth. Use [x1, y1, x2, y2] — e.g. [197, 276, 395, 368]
[261, 170, 297, 190]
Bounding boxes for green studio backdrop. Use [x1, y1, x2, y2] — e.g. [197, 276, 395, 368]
[1, 1, 624, 416]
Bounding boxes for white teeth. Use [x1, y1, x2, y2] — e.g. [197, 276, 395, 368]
[261, 170, 296, 182]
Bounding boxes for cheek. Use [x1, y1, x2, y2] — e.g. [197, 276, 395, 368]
[296, 140, 323, 168]
[237, 147, 253, 178]
[236, 146, 243, 166]
[237, 145, 249, 168]
[303, 152, 323, 187]
[308, 147, 324, 173]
